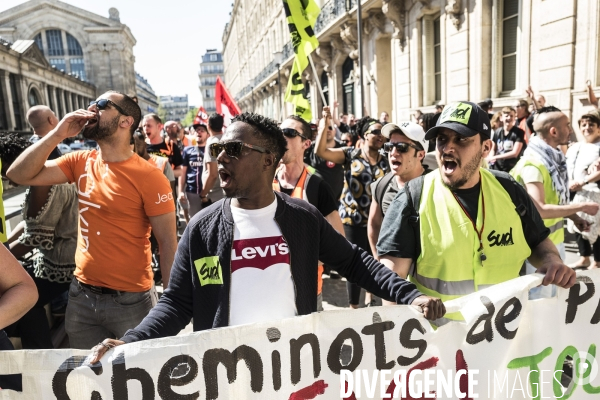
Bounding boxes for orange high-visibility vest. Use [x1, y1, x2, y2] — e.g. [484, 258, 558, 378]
[273, 166, 324, 295]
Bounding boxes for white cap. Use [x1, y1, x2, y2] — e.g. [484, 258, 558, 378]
[382, 122, 428, 150]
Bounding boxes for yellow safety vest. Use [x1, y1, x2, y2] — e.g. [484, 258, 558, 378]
[510, 157, 564, 244]
[415, 169, 531, 321]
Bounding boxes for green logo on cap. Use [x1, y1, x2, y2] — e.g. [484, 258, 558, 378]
[440, 102, 472, 125]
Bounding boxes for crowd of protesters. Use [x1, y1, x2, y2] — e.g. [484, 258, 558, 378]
[0, 83, 599, 389]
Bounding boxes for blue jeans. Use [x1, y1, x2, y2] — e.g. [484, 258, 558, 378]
[65, 280, 158, 349]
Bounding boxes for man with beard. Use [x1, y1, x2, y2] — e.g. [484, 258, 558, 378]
[164, 120, 192, 154]
[88, 112, 444, 361]
[377, 101, 577, 325]
[511, 106, 598, 298]
[7, 91, 177, 349]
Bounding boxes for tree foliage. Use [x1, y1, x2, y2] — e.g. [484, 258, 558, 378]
[181, 107, 199, 127]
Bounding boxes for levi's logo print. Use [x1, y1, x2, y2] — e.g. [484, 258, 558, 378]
[194, 256, 223, 286]
[231, 236, 289, 272]
[440, 102, 472, 125]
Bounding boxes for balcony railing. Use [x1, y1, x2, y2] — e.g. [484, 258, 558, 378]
[234, 0, 357, 101]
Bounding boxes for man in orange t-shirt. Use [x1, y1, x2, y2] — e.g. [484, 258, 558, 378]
[7, 91, 177, 349]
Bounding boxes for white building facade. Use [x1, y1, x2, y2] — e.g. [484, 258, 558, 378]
[198, 49, 224, 113]
[0, 38, 95, 131]
[222, 0, 600, 136]
[135, 72, 158, 114]
[158, 95, 190, 122]
[0, 0, 137, 99]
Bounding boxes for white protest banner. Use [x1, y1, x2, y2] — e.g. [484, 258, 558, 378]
[1, 270, 599, 399]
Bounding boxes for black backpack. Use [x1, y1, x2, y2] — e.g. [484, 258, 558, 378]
[402, 170, 536, 261]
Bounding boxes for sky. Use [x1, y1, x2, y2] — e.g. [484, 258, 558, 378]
[0, 0, 232, 106]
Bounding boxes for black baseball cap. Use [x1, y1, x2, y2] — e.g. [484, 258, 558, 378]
[424, 101, 491, 140]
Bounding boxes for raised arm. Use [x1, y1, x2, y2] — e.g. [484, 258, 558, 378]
[7, 110, 95, 185]
[332, 100, 341, 127]
[314, 106, 346, 165]
[587, 80, 598, 109]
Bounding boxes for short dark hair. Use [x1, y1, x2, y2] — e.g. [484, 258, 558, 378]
[208, 113, 224, 132]
[355, 116, 379, 138]
[537, 105, 562, 114]
[106, 91, 142, 135]
[0, 132, 31, 167]
[232, 112, 287, 164]
[285, 115, 312, 140]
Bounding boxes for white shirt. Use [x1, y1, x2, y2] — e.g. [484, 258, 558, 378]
[229, 197, 297, 326]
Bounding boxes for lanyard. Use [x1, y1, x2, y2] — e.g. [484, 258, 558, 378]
[450, 178, 487, 262]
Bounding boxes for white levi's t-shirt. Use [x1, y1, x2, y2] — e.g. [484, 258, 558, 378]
[229, 197, 297, 326]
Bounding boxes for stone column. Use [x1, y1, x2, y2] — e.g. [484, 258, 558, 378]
[0, 71, 15, 130]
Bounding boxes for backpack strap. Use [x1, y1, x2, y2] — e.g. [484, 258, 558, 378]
[488, 170, 526, 215]
[488, 169, 539, 247]
[403, 175, 425, 262]
[374, 172, 396, 212]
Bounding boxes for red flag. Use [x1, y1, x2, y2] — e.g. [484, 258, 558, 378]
[215, 76, 241, 126]
[193, 106, 209, 125]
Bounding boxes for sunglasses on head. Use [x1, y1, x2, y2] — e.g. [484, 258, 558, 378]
[89, 99, 129, 116]
[366, 129, 382, 136]
[209, 140, 270, 159]
[383, 142, 422, 153]
[282, 128, 310, 141]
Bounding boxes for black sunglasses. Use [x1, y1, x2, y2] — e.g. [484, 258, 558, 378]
[209, 141, 270, 159]
[89, 99, 129, 116]
[383, 142, 422, 153]
[366, 129, 382, 135]
[282, 128, 310, 141]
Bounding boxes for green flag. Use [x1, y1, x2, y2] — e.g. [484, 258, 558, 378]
[282, 0, 320, 122]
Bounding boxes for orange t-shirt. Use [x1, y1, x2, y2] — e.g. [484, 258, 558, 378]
[55, 150, 175, 292]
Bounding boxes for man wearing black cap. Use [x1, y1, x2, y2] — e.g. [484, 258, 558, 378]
[376, 101, 577, 324]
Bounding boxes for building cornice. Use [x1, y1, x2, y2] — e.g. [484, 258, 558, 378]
[0, 1, 116, 28]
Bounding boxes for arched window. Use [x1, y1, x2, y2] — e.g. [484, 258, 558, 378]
[33, 29, 87, 81]
[342, 57, 354, 115]
[28, 88, 40, 107]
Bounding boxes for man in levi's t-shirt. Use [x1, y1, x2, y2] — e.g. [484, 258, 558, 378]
[7, 91, 177, 349]
[229, 204, 296, 325]
[88, 112, 446, 364]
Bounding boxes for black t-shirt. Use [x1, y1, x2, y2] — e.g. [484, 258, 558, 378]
[147, 139, 183, 167]
[304, 140, 345, 200]
[277, 173, 338, 217]
[491, 126, 526, 172]
[377, 176, 549, 259]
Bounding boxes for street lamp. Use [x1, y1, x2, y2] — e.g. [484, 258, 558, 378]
[273, 50, 284, 121]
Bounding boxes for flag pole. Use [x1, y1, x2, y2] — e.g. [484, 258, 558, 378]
[357, 0, 365, 117]
[308, 54, 327, 105]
